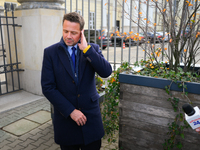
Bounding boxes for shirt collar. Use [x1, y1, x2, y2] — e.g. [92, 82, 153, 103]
[67, 44, 78, 56]
[60, 37, 78, 56]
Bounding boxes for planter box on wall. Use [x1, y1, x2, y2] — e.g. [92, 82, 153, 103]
[119, 73, 200, 150]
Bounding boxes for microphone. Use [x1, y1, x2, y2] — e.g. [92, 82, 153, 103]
[182, 104, 200, 129]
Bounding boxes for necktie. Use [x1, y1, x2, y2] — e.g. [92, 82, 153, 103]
[71, 47, 76, 72]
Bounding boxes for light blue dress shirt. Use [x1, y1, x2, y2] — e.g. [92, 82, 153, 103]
[67, 44, 78, 56]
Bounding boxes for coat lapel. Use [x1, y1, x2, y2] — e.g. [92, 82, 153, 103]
[57, 46, 75, 80]
[78, 50, 87, 83]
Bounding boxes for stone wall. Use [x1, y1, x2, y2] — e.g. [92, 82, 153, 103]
[2, 8, 64, 95]
[119, 83, 200, 150]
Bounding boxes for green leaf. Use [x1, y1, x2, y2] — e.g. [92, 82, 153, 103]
[180, 133, 184, 139]
[176, 142, 183, 149]
[180, 126, 184, 131]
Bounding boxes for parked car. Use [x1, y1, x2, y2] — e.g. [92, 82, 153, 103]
[156, 32, 170, 42]
[151, 32, 163, 43]
[124, 36, 137, 46]
[140, 32, 163, 43]
[110, 32, 127, 47]
[181, 29, 191, 38]
[125, 33, 145, 46]
[139, 32, 153, 43]
[84, 29, 112, 50]
[110, 32, 145, 47]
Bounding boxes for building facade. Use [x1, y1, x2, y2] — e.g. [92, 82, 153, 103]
[0, 0, 156, 34]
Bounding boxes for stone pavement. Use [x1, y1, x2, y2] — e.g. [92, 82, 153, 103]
[0, 94, 118, 150]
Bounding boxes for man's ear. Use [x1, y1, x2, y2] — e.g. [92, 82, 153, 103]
[81, 29, 84, 35]
[80, 31, 82, 38]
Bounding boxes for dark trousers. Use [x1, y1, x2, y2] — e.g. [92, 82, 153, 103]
[60, 139, 101, 150]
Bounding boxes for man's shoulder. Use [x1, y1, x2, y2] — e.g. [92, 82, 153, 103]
[89, 43, 98, 47]
[89, 43, 99, 49]
[45, 42, 60, 51]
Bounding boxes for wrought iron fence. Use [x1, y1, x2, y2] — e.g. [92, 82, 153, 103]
[65, 0, 200, 71]
[0, 3, 23, 95]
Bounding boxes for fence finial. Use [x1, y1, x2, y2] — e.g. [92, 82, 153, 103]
[4, 2, 7, 10]
[11, 3, 14, 11]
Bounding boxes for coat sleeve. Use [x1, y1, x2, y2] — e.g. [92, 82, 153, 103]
[41, 48, 75, 118]
[83, 44, 112, 78]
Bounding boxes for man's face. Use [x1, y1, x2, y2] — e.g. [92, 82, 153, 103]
[63, 20, 81, 46]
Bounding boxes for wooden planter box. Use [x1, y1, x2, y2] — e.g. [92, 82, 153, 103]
[118, 73, 200, 150]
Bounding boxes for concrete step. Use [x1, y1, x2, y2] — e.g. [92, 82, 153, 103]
[0, 90, 44, 113]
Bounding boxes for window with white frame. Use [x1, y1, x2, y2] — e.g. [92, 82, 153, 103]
[89, 12, 95, 29]
[4, 2, 18, 11]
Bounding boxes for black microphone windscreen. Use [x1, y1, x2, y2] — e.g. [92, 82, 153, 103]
[182, 104, 195, 116]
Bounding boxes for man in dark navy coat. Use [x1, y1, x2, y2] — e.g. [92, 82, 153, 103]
[41, 12, 112, 150]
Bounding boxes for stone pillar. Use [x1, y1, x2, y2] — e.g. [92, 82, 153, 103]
[17, 0, 64, 10]
[10, 0, 65, 95]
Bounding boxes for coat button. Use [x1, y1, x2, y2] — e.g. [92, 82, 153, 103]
[77, 94, 80, 97]
[72, 80, 75, 84]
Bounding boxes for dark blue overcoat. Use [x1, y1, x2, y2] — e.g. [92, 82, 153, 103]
[41, 39, 112, 146]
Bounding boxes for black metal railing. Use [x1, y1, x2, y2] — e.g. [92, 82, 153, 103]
[0, 3, 23, 95]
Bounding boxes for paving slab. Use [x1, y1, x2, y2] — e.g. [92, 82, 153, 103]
[25, 110, 51, 124]
[0, 89, 118, 150]
[0, 130, 11, 143]
[2, 119, 40, 136]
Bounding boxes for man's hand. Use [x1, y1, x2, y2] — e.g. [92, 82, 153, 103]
[78, 30, 88, 51]
[196, 127, 200, 134]
[70, 109, 87, 126]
